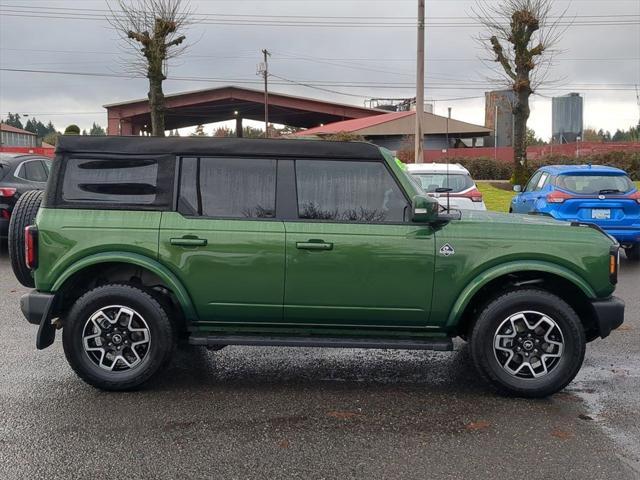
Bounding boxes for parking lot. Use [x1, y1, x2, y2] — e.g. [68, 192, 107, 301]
[0, 249, 638, 479]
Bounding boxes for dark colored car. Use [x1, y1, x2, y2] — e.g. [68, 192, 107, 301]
[0, 153, 51, 240]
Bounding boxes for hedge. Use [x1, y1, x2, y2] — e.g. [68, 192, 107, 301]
[454, 151, 640, 181]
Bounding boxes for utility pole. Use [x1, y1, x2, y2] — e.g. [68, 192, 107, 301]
[415, 0, 425, 164]
[494, 104, 498, 161]
[260, 49, 271, 138]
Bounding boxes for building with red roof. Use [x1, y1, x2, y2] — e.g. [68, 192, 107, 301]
[293, 110, 491, 152]
[0, 123, 37, 148]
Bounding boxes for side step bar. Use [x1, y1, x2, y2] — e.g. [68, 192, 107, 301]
[189, 335, 453, 351]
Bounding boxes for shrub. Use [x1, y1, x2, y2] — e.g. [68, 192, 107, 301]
[457, 151, 639, 181]
[64, 124, 81, 135]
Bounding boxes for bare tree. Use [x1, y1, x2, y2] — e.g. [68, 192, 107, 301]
[474, 0, 566, 184]
[108, 0, 192, 137]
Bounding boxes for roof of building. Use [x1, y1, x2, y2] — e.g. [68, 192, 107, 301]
[293, 111, 492, 138]
[104, 85, 385, 132]
[56, 135, 384, 160]
[0, 123, 37, 135]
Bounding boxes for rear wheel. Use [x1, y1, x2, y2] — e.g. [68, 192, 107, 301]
[8, 190, 43, 287]
[63, 284, 176, 391]
[470, 289, 585, 398]
[625, 244, 640, 261]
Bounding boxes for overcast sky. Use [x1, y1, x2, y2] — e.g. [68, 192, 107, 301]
[1, 0, 639, 139]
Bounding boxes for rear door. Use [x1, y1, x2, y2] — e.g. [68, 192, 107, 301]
[282, 159, 436, 328]
[159, 157, 285, 325]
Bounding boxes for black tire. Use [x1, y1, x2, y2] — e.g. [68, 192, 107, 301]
[8, 190, 43, 287]
[625, 244, 640, 261]
[62, 284, 176, 391]
[469, 289, 585, 398]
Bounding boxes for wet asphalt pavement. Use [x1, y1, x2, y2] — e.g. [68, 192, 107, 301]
[0, 250, 638, 480]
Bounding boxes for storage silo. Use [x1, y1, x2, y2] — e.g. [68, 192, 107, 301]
[485, 90, 516, 147]
[552, 93, 583, 143]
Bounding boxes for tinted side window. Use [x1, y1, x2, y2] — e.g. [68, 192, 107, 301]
[296, 160, 407, 223]
[179, 157, 276, 219]
[62, 158, 158, 204]
[21, 160, 48, 182]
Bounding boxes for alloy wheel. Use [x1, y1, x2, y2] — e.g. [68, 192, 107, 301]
[82, 305, 151, 372]
[493, 310, 564, 379]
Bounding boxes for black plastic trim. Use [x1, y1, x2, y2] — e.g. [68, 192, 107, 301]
[189, 334, 453, 351]
[20, 290, 53, 325]
[591, 296, 625, 339]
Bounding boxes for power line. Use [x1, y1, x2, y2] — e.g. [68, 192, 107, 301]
[2, 47, 638, 64]
[2, 67, 637, 92]
[1, 7, 638, 27]
[2, 3, 638, 20]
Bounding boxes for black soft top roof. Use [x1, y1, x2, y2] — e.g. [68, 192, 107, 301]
[56, 136, 384, 160]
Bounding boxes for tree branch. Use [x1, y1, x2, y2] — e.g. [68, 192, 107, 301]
[490, 36, 516, 80]
[166, 35, 186, 48]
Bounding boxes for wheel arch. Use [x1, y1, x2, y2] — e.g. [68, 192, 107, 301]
[448, 261, 599, 339]
[51, 252, 197, 323]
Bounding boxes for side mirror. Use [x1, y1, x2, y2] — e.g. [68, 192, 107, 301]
[513, 185, 522, 193]
[411, 194, 439, 223]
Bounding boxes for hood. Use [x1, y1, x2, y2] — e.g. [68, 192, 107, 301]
[458, 209, 567, 226]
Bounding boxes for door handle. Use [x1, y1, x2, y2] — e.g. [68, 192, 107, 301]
[170, 236, 208, 247]
[296, 241, 333, 251]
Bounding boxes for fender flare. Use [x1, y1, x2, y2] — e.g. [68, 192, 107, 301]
[446, 260, 597, 329]
[51, 252, 197, 322]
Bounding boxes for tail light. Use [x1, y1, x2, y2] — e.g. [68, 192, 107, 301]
[0, 188, 16, 197]
[449, 188, 484, 203]
[467, 187, 484, 203]
[546, 190, 573, 203]
[25, 225, 38, 270]
[609, 245, 619, 285]
[629, 191, 640, 204]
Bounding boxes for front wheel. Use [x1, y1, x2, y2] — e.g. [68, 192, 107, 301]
[62, 284, 176, 391]
[470, 289, 585, 398]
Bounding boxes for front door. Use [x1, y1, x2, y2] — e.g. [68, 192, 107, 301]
[159, 157, 285, 325]
[283, 159, 435, 328]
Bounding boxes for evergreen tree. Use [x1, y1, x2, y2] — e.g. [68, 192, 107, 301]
[4, 113, 24, 129]
[89, 122, 106, 136]
[191, 124, 206, 136]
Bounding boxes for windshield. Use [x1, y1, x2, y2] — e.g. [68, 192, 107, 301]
[555, 174, 634, 195]
[410, 173, 474, 193]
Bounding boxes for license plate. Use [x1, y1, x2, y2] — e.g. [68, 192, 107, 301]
[592, 209, 611, 220]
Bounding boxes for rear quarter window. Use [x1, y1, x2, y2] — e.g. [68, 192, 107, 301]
[61, 157, 160, 205]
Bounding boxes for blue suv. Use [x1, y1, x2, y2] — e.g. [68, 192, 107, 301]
[511, 165, 640, 261]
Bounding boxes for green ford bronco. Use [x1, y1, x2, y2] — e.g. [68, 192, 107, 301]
[13, 136, 624, 397]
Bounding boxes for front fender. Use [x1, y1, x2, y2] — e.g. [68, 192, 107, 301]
[51, 252, 197, 322]
[445, 260, 597, 329]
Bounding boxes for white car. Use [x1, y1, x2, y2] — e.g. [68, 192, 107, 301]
[406, 163, 487, 211]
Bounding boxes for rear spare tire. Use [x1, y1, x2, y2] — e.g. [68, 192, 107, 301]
[8, 190, 43, 287]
